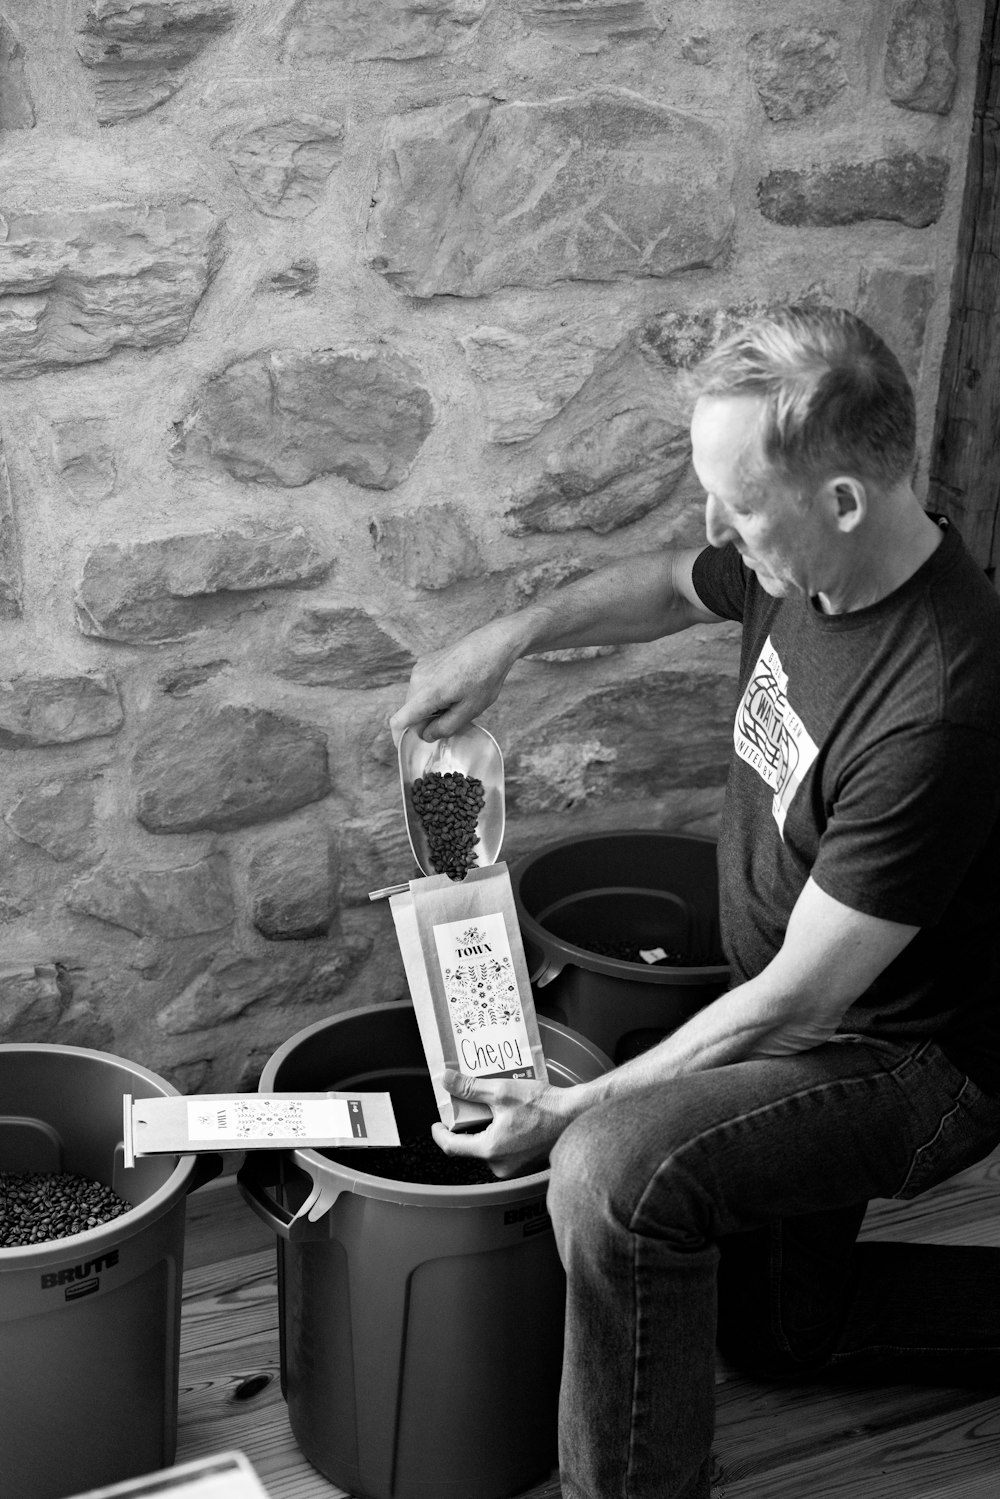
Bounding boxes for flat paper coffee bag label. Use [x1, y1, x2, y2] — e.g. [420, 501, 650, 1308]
[432, 912, 535, 1081]
[186, 1096, 365, 1143]
[123, 1091, 399, 1165]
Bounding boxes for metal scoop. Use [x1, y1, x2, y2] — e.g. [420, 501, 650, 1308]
[369, 723, 505, 899]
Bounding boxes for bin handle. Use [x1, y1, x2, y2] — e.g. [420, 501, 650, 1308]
[529, 954, 565, 988]
[237, 1152, 345, 1241]
[186, 1152, 225, 1194]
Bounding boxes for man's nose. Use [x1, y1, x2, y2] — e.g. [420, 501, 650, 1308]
[705, 494, 734, 547]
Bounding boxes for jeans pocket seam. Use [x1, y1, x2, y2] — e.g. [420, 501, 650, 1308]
[894, 1078, 972, 1199]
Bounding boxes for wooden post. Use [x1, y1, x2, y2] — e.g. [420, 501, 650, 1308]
[927, 0, 1000, 584]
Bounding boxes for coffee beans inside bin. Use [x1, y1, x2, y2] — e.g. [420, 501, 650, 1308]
[0, 1170, 132, 1248]
[409, 771, 486, 880]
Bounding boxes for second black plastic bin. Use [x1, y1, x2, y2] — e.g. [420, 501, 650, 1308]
[512, 830, 730, 1063]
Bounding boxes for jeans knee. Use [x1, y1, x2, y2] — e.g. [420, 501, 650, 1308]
[547, 1094, 702, 1245]
[548, 1108, 610, 1229]
[547, 1103, 645, 1254]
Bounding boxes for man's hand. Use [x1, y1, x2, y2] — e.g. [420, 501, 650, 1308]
[389, 617, 531, 745]
[430, 1070, 587, 1179]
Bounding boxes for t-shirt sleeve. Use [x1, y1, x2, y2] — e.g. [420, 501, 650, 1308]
[691, 543, 748, 623]
[809, 723, 1000, 926]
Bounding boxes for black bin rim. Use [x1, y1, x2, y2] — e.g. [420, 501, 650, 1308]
[512, 829, 730, 987]
[256, 1001, 612, 1207]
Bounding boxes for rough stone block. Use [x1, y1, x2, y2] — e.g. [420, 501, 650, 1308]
[261, 258, 319, 297]
[51, 419, 118, 504]
[67, 853, 235, 937]
[282, 0, 486, 61]
[133, 702, 331, 833]
[0, 964, 65, 1040]
[366, 90, 735, 297]
[857, 265, 935, 382]
[0, 672, 124, 748]
[505, 670, 735, 813]
[336, 810, 414, 903]
[157, 938, 372, 1033]
[216, 117, 343, 218]
[164, 1059, 213, 1093]
[158, 660, 231, 696]
[460, 323, 622, 443]
[503, 341, 692, 535]
[0, 890, 27, 923]
[75, 524, 331, 645]
[0, 200, 221, 378]
[275, 606, 415, 687]
[748, 27, 848, 121]
[0, 437, 22, 619]
[247, 825, 338, 940]
[758, 153, 949, 228]
[681, 30, 712, 65]
[885, 0, 959, 115]
[0, 16, 34, 129]
[370, 505, 484, 590]
[5, 777, 102, 862]
[509, 557, 591, 606]
[173, 346, 434, 490]
[641, 303, 772, 371]
[507, 410, 691, 535]
[524, 1, 655, 38]
[77, 0, 236, 124]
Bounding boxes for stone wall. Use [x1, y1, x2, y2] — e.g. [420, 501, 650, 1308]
[0, 0, 981, 1088]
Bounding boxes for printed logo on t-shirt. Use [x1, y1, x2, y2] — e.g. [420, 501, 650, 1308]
[733, 635, 819, 837]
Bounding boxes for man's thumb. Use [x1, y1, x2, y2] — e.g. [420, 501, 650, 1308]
[442, 1068, 482, 1100]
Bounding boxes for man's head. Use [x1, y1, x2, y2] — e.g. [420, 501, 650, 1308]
[688, 305, 916, 493]
[686, 307, 918, 604]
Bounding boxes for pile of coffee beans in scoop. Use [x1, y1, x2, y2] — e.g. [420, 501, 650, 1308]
[0, 1170, 132, 1248]
[410, 770, 486, 880]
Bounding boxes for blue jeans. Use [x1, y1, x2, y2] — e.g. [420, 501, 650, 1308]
[546, 1036, 1000, 1499]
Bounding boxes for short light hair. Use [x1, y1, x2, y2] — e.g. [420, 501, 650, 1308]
[686, 306, 916, 492]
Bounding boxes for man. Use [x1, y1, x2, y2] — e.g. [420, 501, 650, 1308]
[389, 307, 1000, 1499]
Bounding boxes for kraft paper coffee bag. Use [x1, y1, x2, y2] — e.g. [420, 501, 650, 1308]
[389, 863, 547, 1129]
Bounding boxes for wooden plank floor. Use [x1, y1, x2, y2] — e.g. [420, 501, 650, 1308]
[175, 1149, 1000, 1499]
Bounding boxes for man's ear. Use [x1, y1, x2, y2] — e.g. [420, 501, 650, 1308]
[822, 476, 867, 532]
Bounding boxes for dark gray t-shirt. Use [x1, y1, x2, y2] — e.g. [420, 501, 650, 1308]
[691, 519, 1000, 1091]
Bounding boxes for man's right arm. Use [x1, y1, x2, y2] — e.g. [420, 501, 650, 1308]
[390, 546, 722, 743]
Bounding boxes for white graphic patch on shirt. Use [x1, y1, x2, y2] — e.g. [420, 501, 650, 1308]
[734, 635, 819, 837]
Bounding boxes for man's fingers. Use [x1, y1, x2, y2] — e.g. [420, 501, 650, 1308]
[388, 703, 441, 747]
[441, 1068, 491, 1102]
[431, 1120, 490, 1158]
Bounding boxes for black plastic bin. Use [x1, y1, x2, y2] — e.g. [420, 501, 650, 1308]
[512, 830, 730, 1063]
[238, 1001, 612, 1499]
[0, 1043, 219, 1499]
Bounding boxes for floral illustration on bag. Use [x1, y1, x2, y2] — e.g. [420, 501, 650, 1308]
[443, 925, 523, 1034]
[194, 1100, 308, 1138]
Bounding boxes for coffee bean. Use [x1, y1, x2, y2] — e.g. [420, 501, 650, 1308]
[0, 1171, 131, 1249]
[326, 1132, 536, 1186]
[409, 771, 486, 881]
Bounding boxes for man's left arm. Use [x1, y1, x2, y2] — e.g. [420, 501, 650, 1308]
[635, 876, 919, 1067]
[433, 878, 918, 1176]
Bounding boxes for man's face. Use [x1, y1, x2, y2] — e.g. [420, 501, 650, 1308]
[690, 395, 828, 599]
